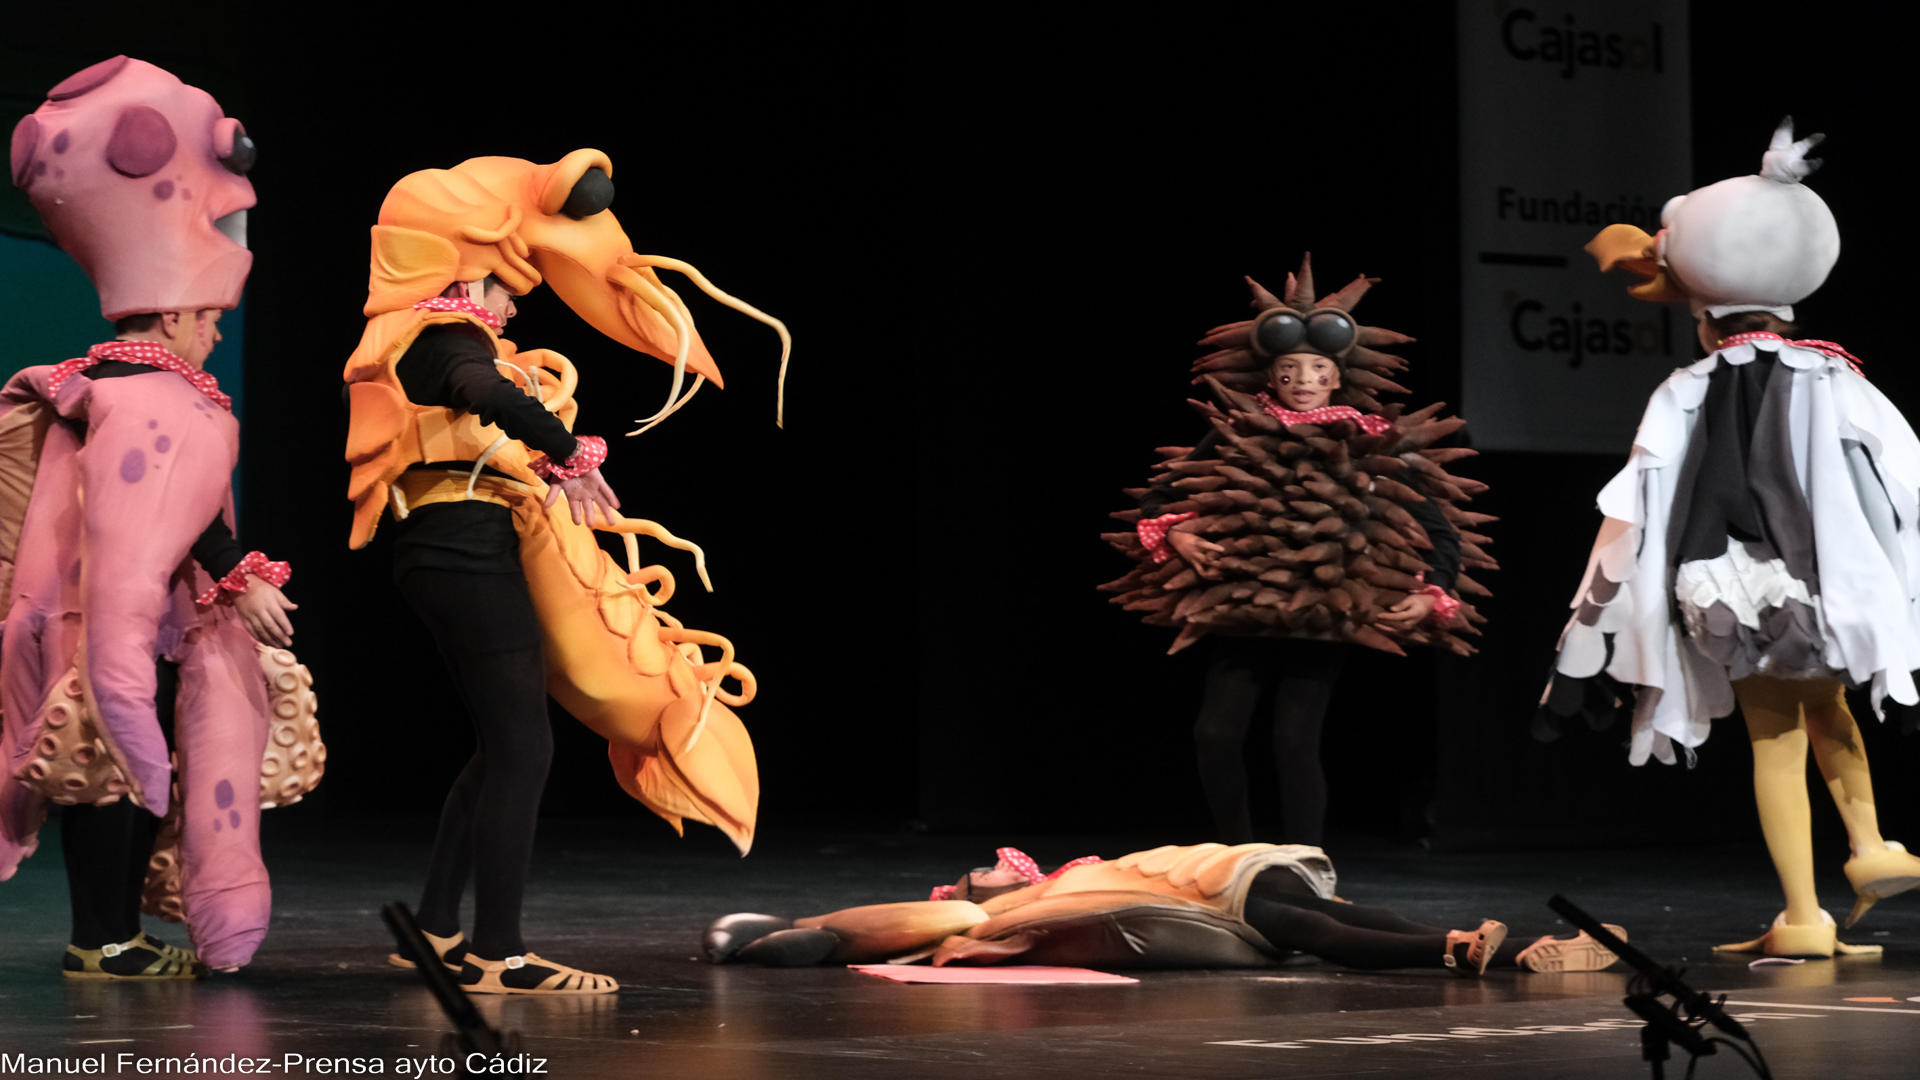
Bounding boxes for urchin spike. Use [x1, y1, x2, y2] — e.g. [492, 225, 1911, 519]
[1246, 276, 1283, 310]
[1286, 253, 1316, 307]
[1317, 273, 1379, 312]
[1358, 325, 1415, 347]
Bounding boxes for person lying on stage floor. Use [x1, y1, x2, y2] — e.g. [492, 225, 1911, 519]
[703, 842, 1624, 976]
[1, 56, 320, 979]
[1101, 259, 1495, 851]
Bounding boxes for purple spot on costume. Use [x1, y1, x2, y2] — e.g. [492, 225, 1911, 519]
[118, 448, 146, 482]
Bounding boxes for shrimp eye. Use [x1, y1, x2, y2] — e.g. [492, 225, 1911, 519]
[561, 167, 614, 219]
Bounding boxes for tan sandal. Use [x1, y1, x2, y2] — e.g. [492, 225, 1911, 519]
[458, 953, 618, 995]
[1516, 924, 1626, 972]
[1442, 919, 1506, 976]
[64, 933, 208, 980]
[387, 929, 467, 972]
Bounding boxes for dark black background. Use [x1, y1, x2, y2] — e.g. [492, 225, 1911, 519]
[7, 3, 1918, 853]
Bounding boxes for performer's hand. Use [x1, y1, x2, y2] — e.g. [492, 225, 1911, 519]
[234, 580, 297, 648]
[544, 467, 623, 527]
[1376, 592, 1436, 631]
[1168, 531, 1226, 580]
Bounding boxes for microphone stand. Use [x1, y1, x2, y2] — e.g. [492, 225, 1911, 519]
[1548, 894, 1770, 1079]
[381, 902, 525, 1076]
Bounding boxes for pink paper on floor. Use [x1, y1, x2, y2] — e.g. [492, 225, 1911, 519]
[847, 965, 1138, 985]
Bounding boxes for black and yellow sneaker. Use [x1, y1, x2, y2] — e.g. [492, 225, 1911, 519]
[64, 933, 208, 980]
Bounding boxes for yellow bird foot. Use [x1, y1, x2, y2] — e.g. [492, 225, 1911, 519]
[1842, 841, 1920, 929]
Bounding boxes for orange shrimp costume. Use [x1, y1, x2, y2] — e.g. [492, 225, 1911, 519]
[343, 151, 788, 854]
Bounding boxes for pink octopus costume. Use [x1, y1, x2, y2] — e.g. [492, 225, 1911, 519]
[0, 57, 320, 970]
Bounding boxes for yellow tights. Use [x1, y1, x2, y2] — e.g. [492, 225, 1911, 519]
[1733, 674, 1887, 926]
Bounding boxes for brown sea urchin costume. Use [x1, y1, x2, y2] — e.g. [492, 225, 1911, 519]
[1101, 266, 1496, 656]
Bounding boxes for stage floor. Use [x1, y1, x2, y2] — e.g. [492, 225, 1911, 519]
[4, 819, 1918, 1078]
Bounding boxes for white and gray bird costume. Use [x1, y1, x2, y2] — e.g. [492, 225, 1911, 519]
[1541, 120, 1920, 765]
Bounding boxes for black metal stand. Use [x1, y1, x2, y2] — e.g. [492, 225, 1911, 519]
[381, 902, 524, 1077]
[1550, 894, 1770, 1080]
[1638, 1022, 1669, 1080]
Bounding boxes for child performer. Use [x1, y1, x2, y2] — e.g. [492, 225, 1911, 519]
[343, 153, 786, 994]
[1103, 258, 1495, 846]
[1541, 119, 1920, 957]
[2, 56, 315, 977]
[704, 842, 1620, 976]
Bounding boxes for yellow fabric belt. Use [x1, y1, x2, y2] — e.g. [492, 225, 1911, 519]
[391, 468, 534, 517]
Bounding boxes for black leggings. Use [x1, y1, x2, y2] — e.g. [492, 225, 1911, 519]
[1193, 638, 1347, 846]
[398, 568, 553, 960]
[61, 801, 159, 948]
[61, 660, 175, 948]
[1242, 868, 1518, 969]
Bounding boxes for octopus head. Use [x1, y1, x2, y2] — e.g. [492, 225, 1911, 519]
[10, 56, 256, 321]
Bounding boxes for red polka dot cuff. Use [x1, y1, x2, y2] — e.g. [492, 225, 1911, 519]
[1138, 511, 1198, 564]
[1412, 573, 1461, 621]
[196, 550, 291, 607]
[530, 435, 608, 482]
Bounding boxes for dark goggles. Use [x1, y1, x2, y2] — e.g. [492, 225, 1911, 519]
[1249, 306, 1360, 360]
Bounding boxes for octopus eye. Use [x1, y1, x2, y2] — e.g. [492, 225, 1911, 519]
[214, 118, 254, 174]
[223, 133, 256, 174]
[1250, 309, 1305, 358]
[1304, 311, 1357, 355]
[560, 166, 614, 219]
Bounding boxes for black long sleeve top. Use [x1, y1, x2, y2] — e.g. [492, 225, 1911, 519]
[385, 322, 583, 577]
[395, 323, 578, 462]
[1139, 427, 1461, 592]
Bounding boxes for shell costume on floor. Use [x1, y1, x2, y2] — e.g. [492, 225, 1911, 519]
[1540, 121, 1920, 765]
[0, 57, 323, 970]
[343, 151, 788, 854]
[705, 842, 1337, 968]
[1102, 262, 1495, 656]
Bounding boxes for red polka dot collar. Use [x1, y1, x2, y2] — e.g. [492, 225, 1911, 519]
[413, 296, 503, 331]
[926, 847, 1103, 900]
[1252, 393, 1392, 435]
[47, 340, 230, 410]
[1718, 332, 1864, 376]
